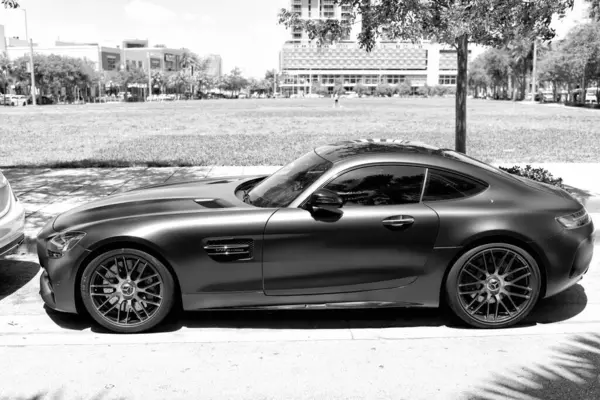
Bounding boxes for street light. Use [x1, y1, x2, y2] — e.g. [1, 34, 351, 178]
[21, 8, 37, 106]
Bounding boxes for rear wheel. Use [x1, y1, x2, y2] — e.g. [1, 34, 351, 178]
[445, 243, 541, 329]
[80, 248, 175, 333]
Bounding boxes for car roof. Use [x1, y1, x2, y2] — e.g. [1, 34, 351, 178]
[314, 139, 450, 163]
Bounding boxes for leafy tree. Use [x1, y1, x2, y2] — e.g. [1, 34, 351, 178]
[397, 81, 412, 97]
[279, 0, 574, 154]
[2, 0, 19, 8]
[354, 82, 369, 97]
[333, 78, 345, 95]
[480, 49, 510, 99]
[417, 84, 431, 97]
[166, 70, 191, 95]
[559, 22, 600, 103]
[467, 55, 490, 98]
[150, 70, 165, 94]
[223, 67, 248, 96]
[537, 43, 572, 101]
[376, 83, 393, 97]
[264, 69, 277, 94]
[192, 72, 215, 97]
[311, 80, 328, 96]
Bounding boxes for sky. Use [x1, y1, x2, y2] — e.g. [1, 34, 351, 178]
[0, 0, 592, 79]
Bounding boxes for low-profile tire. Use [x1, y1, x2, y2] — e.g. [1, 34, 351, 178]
[80, 248, 176, 334]
[445, 243, 541, 329]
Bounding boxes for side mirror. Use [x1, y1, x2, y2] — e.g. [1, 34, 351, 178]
[308, 188, 344, 214]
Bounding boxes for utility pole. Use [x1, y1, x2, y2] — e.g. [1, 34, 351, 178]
[23, 9, 36, 106]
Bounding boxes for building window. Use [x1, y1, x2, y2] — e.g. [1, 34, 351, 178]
[138, 61, 143, 68]
[439, 75, 457, 85]
[107, 56, 116, 71]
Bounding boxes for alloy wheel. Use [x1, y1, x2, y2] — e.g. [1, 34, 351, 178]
[456, 248, 536, 325]
[88, 255, 164, 327]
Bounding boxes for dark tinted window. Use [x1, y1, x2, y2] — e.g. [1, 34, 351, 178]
[422, 169, 487, 201]
[324, 165, 426, 206]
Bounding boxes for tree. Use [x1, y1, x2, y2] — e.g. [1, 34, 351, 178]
[481, 48, 510, 99]
[397, 80, 412, 97]
[279, 0, 574, 154]
[537, 43, 572, 101]
[264, 69, 277, 93]
[2, 0, 19, 8]
[559, 22, 600, 103]
[166, 70, 191, 96]
[467, 56, 490, 98]
[223, 67, 248, 96]
[376, 83, 393, 97]
[333, 78, 346, 95]
[354, 82, 369, 97]
[311, 80, 328, 96]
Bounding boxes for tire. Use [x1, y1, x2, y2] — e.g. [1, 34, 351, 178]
[445, 243, 541, 329]
[80, 248, 176, 333]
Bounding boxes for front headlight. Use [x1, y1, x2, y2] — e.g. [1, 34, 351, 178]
[556, 208, 591, 229]
[0, 173, 7, 189]
[47, 231, 86, 257]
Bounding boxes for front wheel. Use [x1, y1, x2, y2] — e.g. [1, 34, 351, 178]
[445, 243, 541, 329]
[80, 248, 176, 333]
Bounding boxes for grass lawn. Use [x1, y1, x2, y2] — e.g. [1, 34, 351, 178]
[0, 97, 598, 167]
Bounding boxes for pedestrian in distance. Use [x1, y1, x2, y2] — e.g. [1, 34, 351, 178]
[333, 92, 340, 108]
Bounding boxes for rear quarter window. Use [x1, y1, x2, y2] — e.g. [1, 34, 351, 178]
[422, 169, 488, 202]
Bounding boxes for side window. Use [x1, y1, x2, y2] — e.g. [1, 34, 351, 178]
[422, 169, 488, 201]
[324, 165, 426, 206]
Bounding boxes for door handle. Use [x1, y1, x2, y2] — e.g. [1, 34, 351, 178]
[382, 216, 415, 228]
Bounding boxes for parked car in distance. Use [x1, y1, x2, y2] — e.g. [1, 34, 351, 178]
[10, 95, 28, 107]
[27, 95, 54, 105]
[0, 171, 25, 258]
[36, 139, 595, 333]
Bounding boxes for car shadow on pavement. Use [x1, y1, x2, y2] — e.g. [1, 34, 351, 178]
[464, 332, 600, 400]
[0, 259, 40, 302]
[44, 283, 588, 334]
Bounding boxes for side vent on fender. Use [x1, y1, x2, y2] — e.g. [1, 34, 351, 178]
[204, 238, 254, 262]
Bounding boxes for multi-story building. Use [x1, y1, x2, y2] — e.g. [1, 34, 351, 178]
[279, 0, 468, 96]
[1, 28, 185, 74]
[205, 54, 223, 78]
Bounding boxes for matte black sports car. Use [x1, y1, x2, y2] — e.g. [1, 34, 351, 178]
[36, 139, 595, 333]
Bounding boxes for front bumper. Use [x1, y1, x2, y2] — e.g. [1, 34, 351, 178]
[0, 197, 25, 257]
[36, 219, 91, 313]
[536, 220, 595, 299]
[0, 233, 24, 257]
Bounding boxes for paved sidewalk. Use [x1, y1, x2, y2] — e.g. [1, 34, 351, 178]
[1, 163, 599, 254]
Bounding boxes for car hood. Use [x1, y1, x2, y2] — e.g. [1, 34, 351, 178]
[52, 175, 264, 232]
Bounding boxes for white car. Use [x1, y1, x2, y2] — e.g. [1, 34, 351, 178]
[10, 95, 28, 107]
[0, 172, 25, 258]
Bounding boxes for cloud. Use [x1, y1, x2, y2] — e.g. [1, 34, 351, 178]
[124, 0, 177, 24]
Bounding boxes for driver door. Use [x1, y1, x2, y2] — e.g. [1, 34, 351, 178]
[262, 164, 440, 296]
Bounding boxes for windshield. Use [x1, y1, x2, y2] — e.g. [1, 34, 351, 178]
[247, 150, 333, 208]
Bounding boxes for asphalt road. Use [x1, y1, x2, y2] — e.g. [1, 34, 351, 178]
[1, 248, 600, 400]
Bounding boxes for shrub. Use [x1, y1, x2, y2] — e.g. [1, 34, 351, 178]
[499, 165, 564, 188]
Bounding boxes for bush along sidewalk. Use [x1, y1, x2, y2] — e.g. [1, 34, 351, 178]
[499, 164, 590, 204]
[499, 165, 565, 188]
